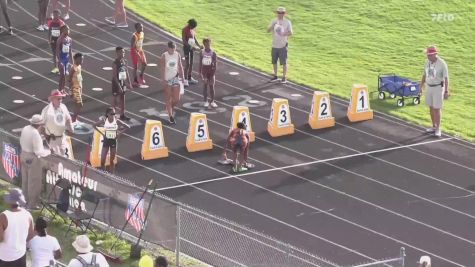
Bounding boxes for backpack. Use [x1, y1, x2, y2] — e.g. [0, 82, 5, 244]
[57, 187, 70, 213]
[76, 254, 99, 267]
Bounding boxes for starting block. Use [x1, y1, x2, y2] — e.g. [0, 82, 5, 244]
[90, 127, 117, 167]
[64, 135, 74, 160]
[308, 91, 335, 129]
[186, 113, 213, 152]
[347, 84, 374, 122]
[230, 106, 255, 142]
[267, 98, 294, 137]
[141, 120, 169, 160]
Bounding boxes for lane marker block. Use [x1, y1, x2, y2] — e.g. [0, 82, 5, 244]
[90, 127, 117, 167]
[267, 98, 294, 137]
[230, 106, 255, 142]
[141, 120, 168, 160]
[186, 113, 213, 152]
[347, 84, 374, 122]
[65, 135, 74, 160]
[308, 91, 335, 129]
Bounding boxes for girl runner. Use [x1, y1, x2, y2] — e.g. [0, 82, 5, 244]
[160, 41, 185, 124]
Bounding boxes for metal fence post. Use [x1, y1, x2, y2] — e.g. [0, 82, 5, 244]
[400, 247, 405, 267]
[176, 205, 181, 267]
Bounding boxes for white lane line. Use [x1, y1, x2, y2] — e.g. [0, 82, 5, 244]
[156, 137, 452, 192]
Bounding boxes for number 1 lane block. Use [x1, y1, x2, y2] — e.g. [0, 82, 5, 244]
[308, 91, 335, 129]
[186, 113, 213, 152]
[267, 98, 295, 137]
[90, 127, 118, 167]
[347, 84, 374, 122]
[230, 106, 255, 142]
[141, 120, 169, 160]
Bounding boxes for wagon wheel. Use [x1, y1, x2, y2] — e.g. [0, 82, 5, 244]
[390, 93, 396, 99]
[397, 99, 405, 107]
[378, 92, 385, 100]
[413, 97, 420, 105]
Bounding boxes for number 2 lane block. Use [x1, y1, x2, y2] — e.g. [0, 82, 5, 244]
[90, 127, 118, 167]
[308, 91, 335, 129]
[141, 120, 169, 160]
[186, 113, 213, 152]
[347, 84, 374, 122]
[230, 106, 255, 142]
[267, 98, 295, 137]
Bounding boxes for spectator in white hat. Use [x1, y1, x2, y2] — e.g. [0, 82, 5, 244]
[267, 6, 293, 84]
[68, 235, 109, 267]
[20, 114, 50, 210]
[0, 188, 34, 267]
[418, 255, 431, 267]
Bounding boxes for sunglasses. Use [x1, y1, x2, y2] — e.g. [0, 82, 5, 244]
[109, 113, 116, 116]
[277, 12, 285, 14]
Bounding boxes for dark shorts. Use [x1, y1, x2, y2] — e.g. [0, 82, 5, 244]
[102, 138, 117, 148]
[201, 68, 215, 81]
[0, 254, 26, 267]
[183, 45, 194, 63]
[271, 45, 288, 65]
[50, 40, 58, 52]
[232, 143, 248, 154]
[112, 82, 125, 96]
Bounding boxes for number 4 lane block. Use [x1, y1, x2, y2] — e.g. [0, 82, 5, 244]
[141, 120, 169, 160]
[347, 84, 374, 122]
[186, 113, 213, 152]
[308, 91, 335, 129]
[230, 106, 255, 142]
[267, 98, 295, 137]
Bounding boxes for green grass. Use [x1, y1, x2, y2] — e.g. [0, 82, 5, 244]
[126, 0, 475, 141]
[0, 181, 204, 267]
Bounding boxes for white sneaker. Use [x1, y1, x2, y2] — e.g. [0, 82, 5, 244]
[116, 22, 129, 28]
[425, 127, 436, 133]
[43, 24, 49, 30]
[105, 17, 115, 25]
[434, 128, 442, 137]
[204, 102, 209, 108]
[63, 14, 70, 20]
[183, 80, 189, 87]
[210, 101, 218, 108]
[36, 25, 45, 31]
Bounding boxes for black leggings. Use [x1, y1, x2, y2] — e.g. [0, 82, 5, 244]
[0, 0, 11, 29]
[0, 254, 26, 267]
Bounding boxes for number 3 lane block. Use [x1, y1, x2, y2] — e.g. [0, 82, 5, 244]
[267, 98, 295, 137]
[186, 113, 213, 152]
[230, 106, 255, 142]
[347, 84, 374, 122]
[141, 120, 169, 160]
[90, 127, 117, 167]
[308, 91, 335, 129]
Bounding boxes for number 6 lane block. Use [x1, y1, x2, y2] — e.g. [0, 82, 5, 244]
[267, 98, 295, 137]
[230, 106, 255, 142]
[347, 84, 374, 122]
[308, 91, 335, 129]
[90, 127, 117, 167]
[141, 120, 169, 160]
[186, 113, 213, 152]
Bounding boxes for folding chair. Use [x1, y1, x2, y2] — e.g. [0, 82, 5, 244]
[40, 178, 72, 223]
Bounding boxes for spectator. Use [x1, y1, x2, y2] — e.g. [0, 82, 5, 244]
[105, 0, 127, 28]
[155, 256, 168, 267]
[267, 6, 293, 83]
[0, 188, 34, 267]
[182, 18, 202, 87]
[418, 255, 431, 267]
[20, 114, 50, 210]
[68, 235, 109, 267]
[37, 0, 50, 31]
[28, 217, 62, 267]
[41, 89, 74, 157]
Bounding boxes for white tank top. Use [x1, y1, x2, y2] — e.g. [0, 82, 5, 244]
[0, 209, 32, 261]
[104, 117, 118, 139]
[164, 51, 179, 81]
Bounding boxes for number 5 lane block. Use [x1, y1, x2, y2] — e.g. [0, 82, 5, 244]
[90, 127, 118, 167]
[347, 84, 374, 122]
[141, 120, 169, 160]
[230, 106, 255, 142]
[267, 98, 295, 137]
[308, 91, 335, 129]
[186, 113, 213, 152]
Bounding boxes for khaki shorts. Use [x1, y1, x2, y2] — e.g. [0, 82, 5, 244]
[425, 85, 444, 109]
[71, 86, 83, 105]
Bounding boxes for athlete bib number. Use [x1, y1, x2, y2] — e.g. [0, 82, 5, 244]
[167, 60, 177, 68]
[202, 56, 212, 66]
[136, 40, 143, 50]
[105, 130, 116, 139]
[62, 44, 70, 53]
[51, 29, 60, 37]
[118, 71, 127, 81]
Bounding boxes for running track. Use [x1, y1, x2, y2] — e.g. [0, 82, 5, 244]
[1, 0, 475, 266]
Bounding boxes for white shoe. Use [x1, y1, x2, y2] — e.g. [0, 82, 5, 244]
[116, 22, 129, 28]
[43, 24, 49, 30]
[36, 25, 45, 31]
[183, 80, 189, 87]
[63, 14, 70, 20]
[434, 128, 442, 137]
[105, 17, 115, 25]
[210, 101, 218, 108]
[425, 127, 436, 133]
[204, 102, 209, 108]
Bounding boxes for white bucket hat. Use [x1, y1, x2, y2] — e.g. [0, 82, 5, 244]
[418, 255, 431, 265]
[29, 114, 44, 125]
[72, 235, 94, 253]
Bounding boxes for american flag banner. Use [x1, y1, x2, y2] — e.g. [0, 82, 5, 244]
[2, 143, 20, 180]
[125, 193, 145, 233]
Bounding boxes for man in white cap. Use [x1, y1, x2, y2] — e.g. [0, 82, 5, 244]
[20, 114, 51, 210]
[41, 89, 74, 157]
[420, 45, 449, 137]
[0, 188, 34, 267]
[418, 255, 431, 267]
[68, 235, 109, 267]
[267, 6, 293, 84]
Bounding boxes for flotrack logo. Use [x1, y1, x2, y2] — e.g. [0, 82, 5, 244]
[46, 162, 99, 211]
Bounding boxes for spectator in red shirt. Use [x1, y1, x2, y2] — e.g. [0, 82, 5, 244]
[182, 19, 202, 87]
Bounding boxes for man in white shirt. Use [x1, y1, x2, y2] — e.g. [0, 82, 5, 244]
[68, 235, 109, 267]
[41, 89, 74, 157]
[28, 217, 62, 267]
[20, 114, 51, 210]
[0, 188, 34, 267]
[420, 46, 449, 137]
[267, 6, 293, 84]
